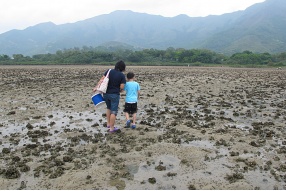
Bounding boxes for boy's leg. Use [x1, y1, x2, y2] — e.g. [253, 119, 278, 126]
[125, 112, 131, 127]
[131, 103, 138, 129]
[132, 113, 137, 125]
[131, 113, 136, 129]
[125, 112, 130, 121]
[124, 103, 131, 127]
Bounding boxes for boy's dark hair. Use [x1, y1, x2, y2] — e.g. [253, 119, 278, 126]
[127, 72, 135, 79]
[115, 60, 126, 72]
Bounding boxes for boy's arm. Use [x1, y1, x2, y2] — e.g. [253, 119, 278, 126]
[137, 83, 141, 99]
[137, 90, 140, 100]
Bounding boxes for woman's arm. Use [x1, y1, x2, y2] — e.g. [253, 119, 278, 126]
[120, 83, 125, 92]
[93, 75, 105, 92]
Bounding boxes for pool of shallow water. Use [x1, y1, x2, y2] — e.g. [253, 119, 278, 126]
[0, 109, 114, 151]
[124, 138, 285, 190]
[125, 152, 234, 190]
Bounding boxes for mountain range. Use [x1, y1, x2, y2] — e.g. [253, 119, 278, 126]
[0, 0, 285, 56]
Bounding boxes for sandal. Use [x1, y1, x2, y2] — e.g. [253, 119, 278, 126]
[109, 127, 120, 133]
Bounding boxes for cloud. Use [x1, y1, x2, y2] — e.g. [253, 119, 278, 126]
[0, 0, 265, 34]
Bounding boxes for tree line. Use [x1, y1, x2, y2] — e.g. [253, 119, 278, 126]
[1, 47, 286, 66]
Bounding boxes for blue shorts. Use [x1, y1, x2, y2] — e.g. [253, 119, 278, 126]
[103, 93, 120, 115]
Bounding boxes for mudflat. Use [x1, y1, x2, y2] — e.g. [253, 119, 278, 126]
[0, 65, 286, 190]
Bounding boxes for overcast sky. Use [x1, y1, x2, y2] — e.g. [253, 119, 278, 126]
[0, 0, 265, 34]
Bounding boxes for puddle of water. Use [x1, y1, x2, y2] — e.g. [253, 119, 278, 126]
[182, 140, 214, 149]
[126, 164, 139, 175]
[18, 107, 27, 111]
[244, 170, 283, 190]
[126, 155, 182, 189]
[0, 109, 110, 151]
[225, 122, 253, 131]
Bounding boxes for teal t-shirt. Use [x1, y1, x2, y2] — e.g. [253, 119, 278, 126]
[124, 81, 140, 103]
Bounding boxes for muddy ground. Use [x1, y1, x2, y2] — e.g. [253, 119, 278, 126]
[0, 65, 286, 190]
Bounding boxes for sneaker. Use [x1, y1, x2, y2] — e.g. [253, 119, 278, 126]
[131, 124, 136, 129]
[126, 120, 131, 128]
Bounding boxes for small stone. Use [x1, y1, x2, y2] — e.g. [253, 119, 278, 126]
[7, 111, 16, 115]
[148, 177, 156, 184]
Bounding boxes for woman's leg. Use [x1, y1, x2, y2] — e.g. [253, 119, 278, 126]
[109, 94, 120, 131]
[106, 109, 111, 127]
[109, 114, 116, 130]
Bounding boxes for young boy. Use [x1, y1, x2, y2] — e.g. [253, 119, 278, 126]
[124, 72, 140, 129]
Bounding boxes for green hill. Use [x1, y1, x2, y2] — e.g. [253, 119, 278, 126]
[0, 0, 285, 56]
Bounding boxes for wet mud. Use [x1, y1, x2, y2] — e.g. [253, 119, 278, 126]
[0, 65, 286, 189]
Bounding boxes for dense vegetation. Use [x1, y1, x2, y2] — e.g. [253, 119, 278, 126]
[1, 47, 286, 67]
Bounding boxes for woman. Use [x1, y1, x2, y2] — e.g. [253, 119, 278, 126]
[100, 60, 126, 132]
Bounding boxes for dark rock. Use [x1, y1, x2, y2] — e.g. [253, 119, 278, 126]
[26, 123, 34, 130]
[148, 177, 156, 184]
[4, 167, 21, 179]
[2, 148, 11, 154]
[7, 111, 16, 115]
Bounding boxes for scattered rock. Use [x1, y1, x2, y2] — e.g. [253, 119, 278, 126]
[148, 177, 156, 184]
[2, 148, 11, 154]
[4, 167, 21, 179]
[7, 111, 16, 115]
